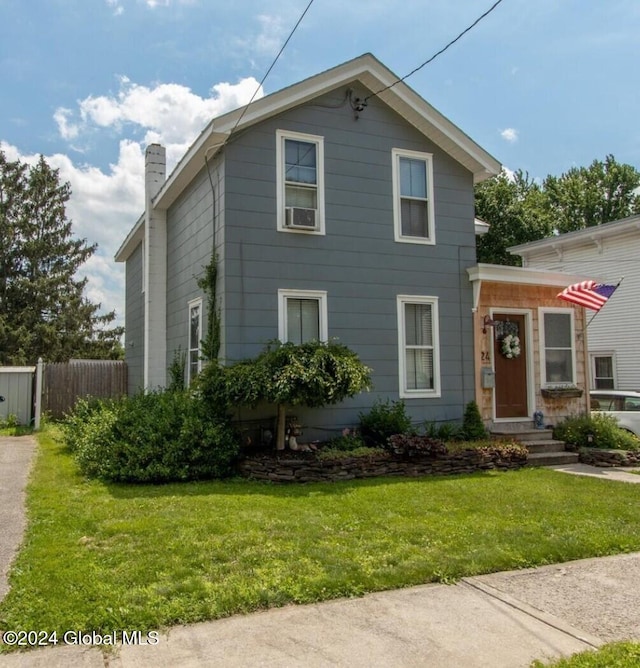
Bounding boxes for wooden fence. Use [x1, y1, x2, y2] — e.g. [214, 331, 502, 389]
[42, 360, 128, 419]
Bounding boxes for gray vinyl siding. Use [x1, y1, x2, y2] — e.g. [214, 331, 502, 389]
[124, 242, 144, 394]
[220, 86, 476, 434]
[165, 154, 225, 381]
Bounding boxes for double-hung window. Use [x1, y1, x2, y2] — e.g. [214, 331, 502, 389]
[276, 130, 325, 234]
[397, 296, 440, 397]
[539, 308, 576, 386]
[278, 289, 328, 344]
[187, 298, 202, 384]
[392, 148, 435, 244]
[591, 354, 616, 389]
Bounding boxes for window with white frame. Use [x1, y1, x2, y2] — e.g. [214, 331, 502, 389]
[397, 296, 440, 398]
[278, 289, 328, 344]
[591, 354, 616, 389]
[540, 308, 576, 386]
[392, 148, 435, 244]
[276, 130, 325, 234]
[187, 298, 203, 384]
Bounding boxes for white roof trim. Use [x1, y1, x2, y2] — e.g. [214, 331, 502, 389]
[509, 215, 640, 258]
[154, 53, 500, 211]
[118, 53, 501, 261]
[467, 263, 590, 287]
[115, 214, 144, 263]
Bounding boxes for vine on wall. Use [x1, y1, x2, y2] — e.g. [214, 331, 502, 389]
[197, 252, 221, 363]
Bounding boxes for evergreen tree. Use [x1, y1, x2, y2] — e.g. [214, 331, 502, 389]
[0, 151, 123, 364]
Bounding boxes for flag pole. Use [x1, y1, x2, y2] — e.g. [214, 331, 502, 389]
[585, 277, 624, 329]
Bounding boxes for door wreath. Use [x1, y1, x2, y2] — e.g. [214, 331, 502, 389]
[501, 334, 521, 359]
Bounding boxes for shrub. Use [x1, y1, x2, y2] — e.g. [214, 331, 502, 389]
[359, 399, 412, 446]
[387, 433, 447, 457]
[326, 429, 366, 452]
[462, 400, 488, 440]
[65, 390, 240, 483]
[554, 413, 640, 451]
[423, 420, 465, 442]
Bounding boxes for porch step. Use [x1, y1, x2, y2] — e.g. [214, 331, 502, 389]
[526, 451, 580, 467]
[491, 428, 556, 443]
[489, 426, 577, 467]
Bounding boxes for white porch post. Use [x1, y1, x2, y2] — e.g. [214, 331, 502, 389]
[144, 144, 167, 390]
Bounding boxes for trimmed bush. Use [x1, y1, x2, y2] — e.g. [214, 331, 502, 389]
[359, 399, 412, 446]
[553, 413, 640, 451]
[462, 400, 488, 440]
[64, 390, 240, 483]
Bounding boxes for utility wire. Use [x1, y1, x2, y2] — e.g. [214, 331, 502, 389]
[364, 0, 506, 103]
[226, 0, 315, 140]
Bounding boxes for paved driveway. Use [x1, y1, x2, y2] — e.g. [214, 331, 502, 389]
[0, 436, 37, 602]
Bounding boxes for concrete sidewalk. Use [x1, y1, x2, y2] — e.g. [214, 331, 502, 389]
[3, 551, 640, 667]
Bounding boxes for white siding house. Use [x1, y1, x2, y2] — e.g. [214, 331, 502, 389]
[510, 215, 640, 391]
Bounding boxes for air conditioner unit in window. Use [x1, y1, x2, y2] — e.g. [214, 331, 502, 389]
[285, 207, 317, 230]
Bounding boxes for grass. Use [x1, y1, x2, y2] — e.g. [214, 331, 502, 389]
[2, 427, 640, 646]
[532, 641, 640, 667]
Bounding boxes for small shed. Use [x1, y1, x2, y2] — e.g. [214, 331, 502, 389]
[0, 366, 36, 426]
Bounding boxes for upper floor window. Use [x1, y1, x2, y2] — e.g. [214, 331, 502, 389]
[276, 130, 325, 235]
[278, 289, 328, 344]
[397, 295, 440, 398]
[392, 148, 435, 245]
[539, 308, 576, 386]
[187, 298, 203, 384]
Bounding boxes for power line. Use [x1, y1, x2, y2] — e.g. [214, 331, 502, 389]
[227, 0, 316, 139]
[364, 0, 506, 103]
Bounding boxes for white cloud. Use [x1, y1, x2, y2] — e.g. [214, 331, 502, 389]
[7, 75, 263, 326]
[105, 0, 124, 15]
[500, 127, 519, 143]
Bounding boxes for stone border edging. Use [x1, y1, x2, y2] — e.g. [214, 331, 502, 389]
[238, 448, 527, 483]
[578, 448, 640, 467]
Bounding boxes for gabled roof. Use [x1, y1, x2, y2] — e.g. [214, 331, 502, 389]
[509, 215, 640, 259]
[156, 53, 500, 212]
[116, 53, 501, 262]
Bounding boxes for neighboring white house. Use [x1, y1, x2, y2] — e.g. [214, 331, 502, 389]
[509, 215, 640, 391]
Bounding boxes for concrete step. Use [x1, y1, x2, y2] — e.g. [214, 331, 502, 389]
[526, 451, 580, 467]
[524, 440, 569, 454]
[491, 429, 556, 443]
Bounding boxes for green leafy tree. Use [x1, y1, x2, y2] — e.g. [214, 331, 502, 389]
[543, 154, 640, 233]
[0, 150, 123, 364]
[217, 340, 372, 450]
[475, 169, 553, 265]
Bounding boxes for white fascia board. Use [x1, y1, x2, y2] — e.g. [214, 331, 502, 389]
[467, 263, 590, 287]
[150, 53, 500, 212]
[509, 215, 640, 258]
[114, 214, 144, 262]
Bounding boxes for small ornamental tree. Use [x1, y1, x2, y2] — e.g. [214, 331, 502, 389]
[222, 340, 372, 449]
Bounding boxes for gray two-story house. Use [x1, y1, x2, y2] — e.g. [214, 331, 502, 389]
[115, 53, 500, 438]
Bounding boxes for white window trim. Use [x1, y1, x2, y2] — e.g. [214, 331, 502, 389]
[397, 295, 441, 398]
[590, 351, 617, 390]
[278, 289, 328, 343]
[187, 297, 203, 385]
[538, 307, 577, 387]
[392, 148, 436, 245]
[276, 129, 325, 235]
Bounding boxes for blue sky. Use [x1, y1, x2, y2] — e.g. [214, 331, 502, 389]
[1, 0, 639, 326]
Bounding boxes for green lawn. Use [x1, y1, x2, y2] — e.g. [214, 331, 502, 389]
[2, 428, 640, 643]
[532, 642, 640, 667]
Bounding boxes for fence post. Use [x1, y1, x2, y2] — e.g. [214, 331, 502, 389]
[34, 357, 44, 430]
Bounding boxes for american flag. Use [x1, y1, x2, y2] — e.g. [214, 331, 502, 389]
[557, 281, 618, 311]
